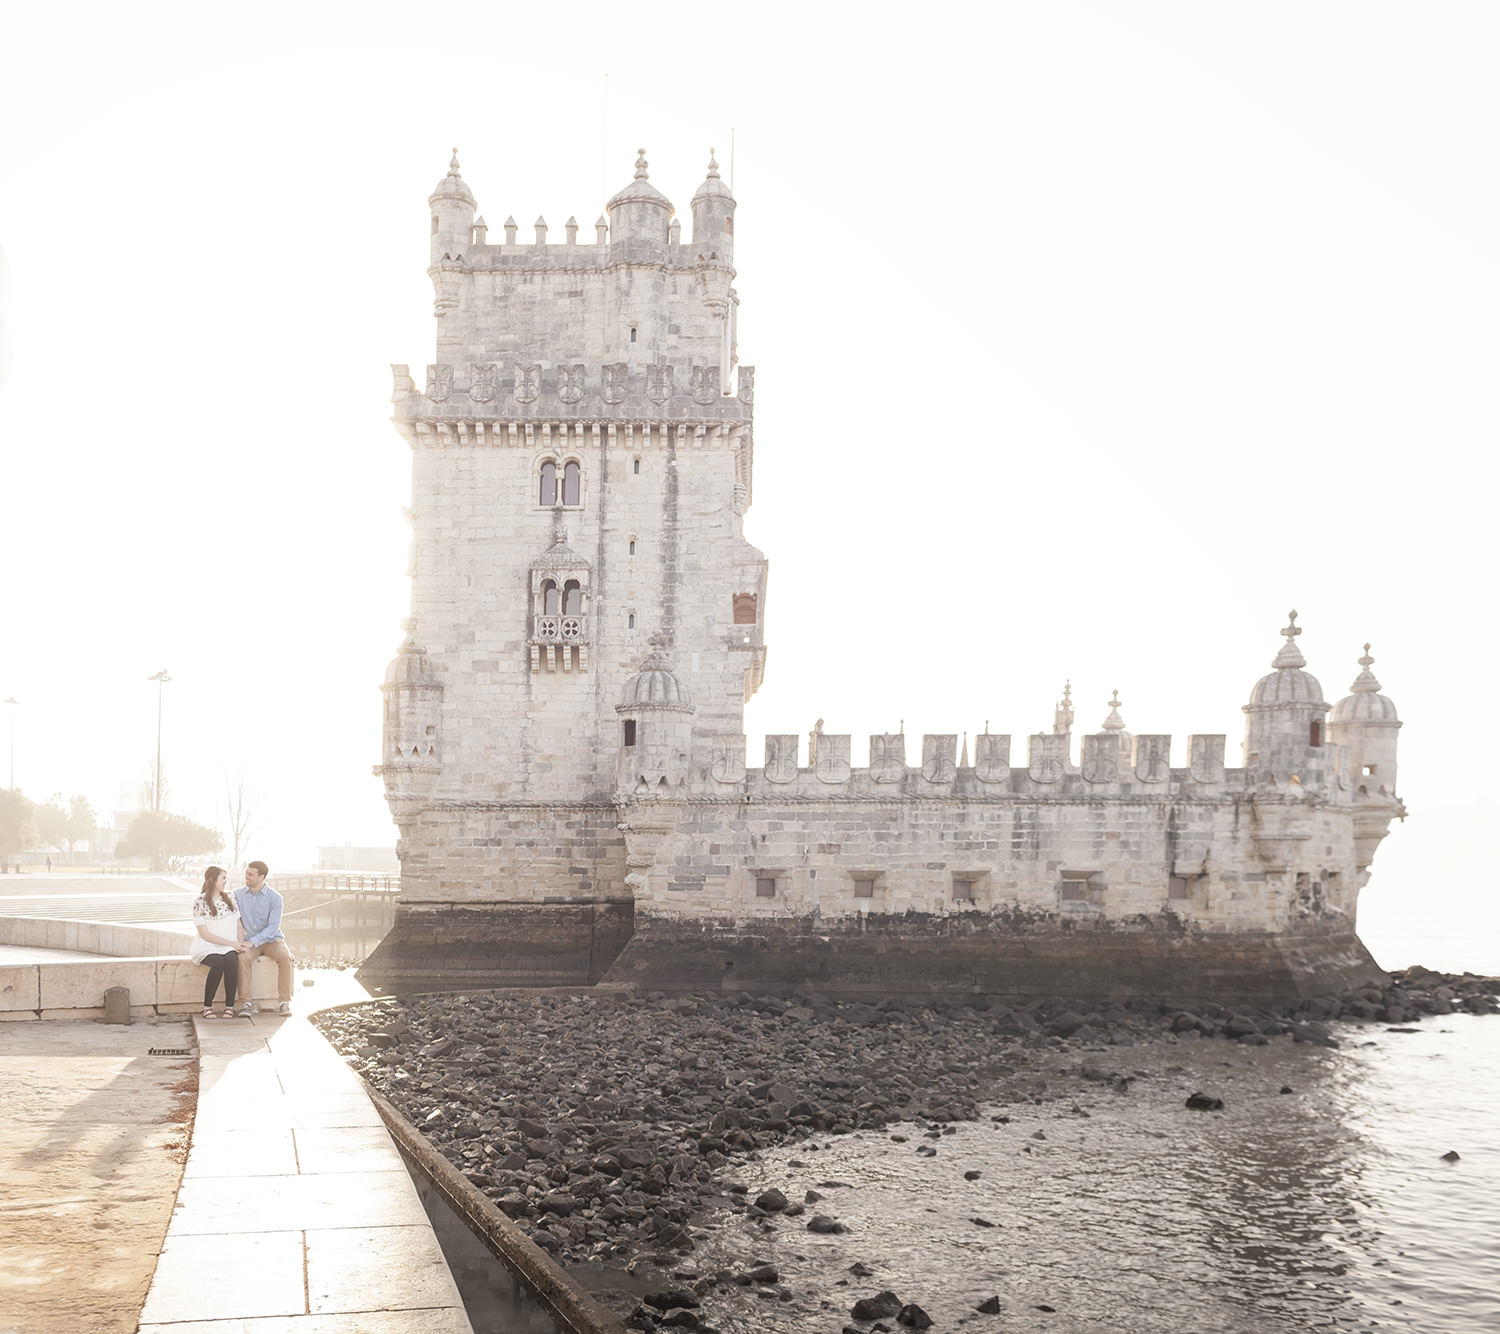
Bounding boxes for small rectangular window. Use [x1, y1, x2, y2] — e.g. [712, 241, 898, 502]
[952, 878, 974, 902]
[853, 878, 875, 899]
[1168, 875, 1191, 900]
[1362, 764, 1377, 776]
[1060, 879, 1089, 902]
[755, 877, 776, 898]
[1309, 721, 1323, 748]
[622, 721, 637, 747]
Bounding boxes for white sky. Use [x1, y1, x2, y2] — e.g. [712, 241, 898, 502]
[1, 1, 1496, 967]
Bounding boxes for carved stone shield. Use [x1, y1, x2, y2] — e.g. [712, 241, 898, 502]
[646, 365, 672, 404]
[469, 363, 497, 403]
[558, 364, 585, 404]
[1028, 734, 1066, 783]
[764, 734, 798, 783]
[514, 364, 541, 404]
[425, 363, 452, 402]
[737, 365, 755, 404]
[975, 733, 1010, 783]
[921, 734, 957, 784]
[1081, 733, 1120, 784]
[869, 733, 906, 783]
[1188, 734, 1225, 784]
[711, 734, 746, 784]
[1135, 735, 1171, 783]
[692, 365, 719, 405]
[603, 363, 627, 405]
[815, 734, 852, 784]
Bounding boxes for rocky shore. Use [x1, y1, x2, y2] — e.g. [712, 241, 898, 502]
[312, 968, 1496, 1332]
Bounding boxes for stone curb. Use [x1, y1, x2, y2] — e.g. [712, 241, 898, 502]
[366, 1083, 628, 1334]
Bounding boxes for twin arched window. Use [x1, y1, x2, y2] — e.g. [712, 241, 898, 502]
[540, 578, 582, 615]
[538, 459, 581, 507]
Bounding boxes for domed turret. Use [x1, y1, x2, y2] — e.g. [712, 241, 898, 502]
[690, 148, 736, 263]
[606, 149, 673, 259]
[379, 632, 443, 827]
[1242, 611, 1331, 782]
[1329, 645, 1402, 823]
[429, 148, 476, 265]
[616, 634, 695, 793]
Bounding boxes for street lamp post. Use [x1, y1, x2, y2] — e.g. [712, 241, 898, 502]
[147, 671, 171, 812]
[3, 697, 16, 789]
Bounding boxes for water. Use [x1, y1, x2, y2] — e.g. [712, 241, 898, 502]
[689, 1016, 1500, 1332]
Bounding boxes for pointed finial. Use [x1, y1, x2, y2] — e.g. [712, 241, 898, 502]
[1272, 610, 1308, 670]
[448, 148, 461, 174]
[706, 148, 720, 178]
[960, 732, 970, 768]
[1053, 680, 1075, 735]
[1103, 690, 1126, 732]
[1350, 643, 1382, 693]
[634, 149, 649, 180]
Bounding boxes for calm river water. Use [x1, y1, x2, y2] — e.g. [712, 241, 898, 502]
[690, 1015, 1500, 1332]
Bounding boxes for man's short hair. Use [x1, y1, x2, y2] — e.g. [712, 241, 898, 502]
[248, 860, 269, 877]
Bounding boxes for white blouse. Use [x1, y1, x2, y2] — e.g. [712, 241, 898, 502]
[190, 895, 242, 964]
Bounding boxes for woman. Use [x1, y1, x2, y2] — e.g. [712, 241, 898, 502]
[190, 865, 244, 1018]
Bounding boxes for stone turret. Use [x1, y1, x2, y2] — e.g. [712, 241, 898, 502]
[615, 635, 696, 793]
[1243, 611, 1331, 783]
[606, 149, 673, 261]
[428, 149, 476, 266]
[1330, 645, 1404, 871]
[690, 149, 735, 262]
[377, 632, 443, 827]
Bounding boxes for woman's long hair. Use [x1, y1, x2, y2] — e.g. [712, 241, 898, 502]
[200, 865, 230, 914]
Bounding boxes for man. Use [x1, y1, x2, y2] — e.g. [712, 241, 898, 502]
[236, 860, 294, 1016]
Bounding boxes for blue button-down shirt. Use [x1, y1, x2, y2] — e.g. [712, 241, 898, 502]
[236, 883, 285, 946]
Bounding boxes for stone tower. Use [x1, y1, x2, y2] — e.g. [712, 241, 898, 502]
[368, 150, 766, 988]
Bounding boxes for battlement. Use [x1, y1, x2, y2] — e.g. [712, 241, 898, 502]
[699, 730, 1363, 802]
[392, 362, 755, 426]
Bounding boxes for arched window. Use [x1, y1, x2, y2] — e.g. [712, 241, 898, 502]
[733, 593, 757, 625]
[562, 460, 581, 507]
[540, 579, 560, 615]
[538, 460, 557, 506]
[628, 539, 637, 556]
[562, 579, 581, 615]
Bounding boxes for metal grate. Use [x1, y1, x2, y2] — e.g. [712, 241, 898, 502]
[148, 1047, 191, 1056]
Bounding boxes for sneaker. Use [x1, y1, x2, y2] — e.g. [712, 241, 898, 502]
[278, 1001, 293, 1016]
[239, 1002, 258, 1016]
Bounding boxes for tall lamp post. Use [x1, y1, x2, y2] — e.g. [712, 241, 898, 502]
[3, 697, 16, 789]
[147, 671, 171, 812]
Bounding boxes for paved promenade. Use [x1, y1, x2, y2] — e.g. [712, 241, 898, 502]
[138, 993, 474, 1333]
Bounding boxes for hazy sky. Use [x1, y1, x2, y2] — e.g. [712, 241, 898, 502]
[1, 2, 1496, 967]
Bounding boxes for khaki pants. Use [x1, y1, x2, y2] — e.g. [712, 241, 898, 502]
[238, 939, 295, 1004]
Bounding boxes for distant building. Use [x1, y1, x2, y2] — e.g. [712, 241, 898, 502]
[364, 150, 1404, 1003]
[316, 844, 399, 874]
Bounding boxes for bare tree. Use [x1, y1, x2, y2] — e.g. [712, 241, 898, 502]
[224, 772, 265, 866]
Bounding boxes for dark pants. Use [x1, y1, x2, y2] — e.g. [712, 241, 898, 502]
[202, 951, 239, 1007]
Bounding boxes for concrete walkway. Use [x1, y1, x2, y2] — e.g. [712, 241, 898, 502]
[138, 997, 474, 1333]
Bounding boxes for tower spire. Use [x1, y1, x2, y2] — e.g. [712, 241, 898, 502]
[1053, 681, 1074, 736]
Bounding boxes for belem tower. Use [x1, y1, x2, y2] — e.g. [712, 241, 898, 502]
[361, 149, 1405, 1003]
